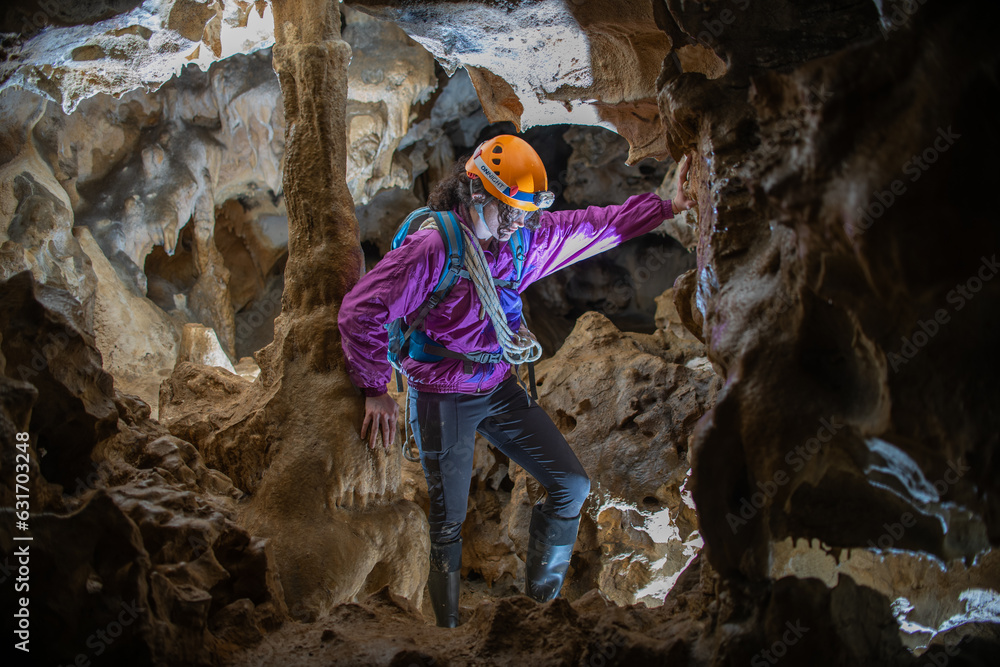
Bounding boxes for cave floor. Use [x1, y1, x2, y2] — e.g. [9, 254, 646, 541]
[222, 582, 600, 667]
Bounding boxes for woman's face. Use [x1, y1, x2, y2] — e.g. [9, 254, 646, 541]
[483, 202, 530, 242]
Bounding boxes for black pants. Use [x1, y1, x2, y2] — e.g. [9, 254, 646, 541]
[408, 375, 591, 545]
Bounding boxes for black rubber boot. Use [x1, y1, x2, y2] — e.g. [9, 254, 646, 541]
[525, 505, 580, 602]
[427, 539, 462, 627]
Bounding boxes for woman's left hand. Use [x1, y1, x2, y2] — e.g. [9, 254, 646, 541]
[672, 154, 695, 212]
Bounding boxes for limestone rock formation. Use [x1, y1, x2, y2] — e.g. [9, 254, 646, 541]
[75, 225, 179, 416]
[179, 322, 237, 373]
[654, 0, 1000, 655]
[344, 6, 436, 205]
[351, 0, 693, 163]
[154, 0, 431, 623]
[771, 539, 1000, 653]
[660, 0, 998, 569]
[0, 46, 287, 378]
[0, 0, 276, 112]
[2, 10, 444, 377]
[0, 271, 117, 488]
[523, 308, 718, 605]
[2, 0, 999, 663]
[0, 271, 285, 665]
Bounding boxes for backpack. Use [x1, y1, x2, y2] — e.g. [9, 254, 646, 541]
[385, 207, 532, 394]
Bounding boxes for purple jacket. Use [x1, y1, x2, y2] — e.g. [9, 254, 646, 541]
[339, 193, 675, 396]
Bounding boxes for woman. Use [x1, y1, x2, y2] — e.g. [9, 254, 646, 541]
[339, 134, 693, 627]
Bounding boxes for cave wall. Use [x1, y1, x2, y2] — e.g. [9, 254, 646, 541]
[351, 0, 1000, 659]
[0, 47, 286, 413]
[0, 272, 287, 666]
[0, 6, 441, 414]
[658, 0, 999, 571]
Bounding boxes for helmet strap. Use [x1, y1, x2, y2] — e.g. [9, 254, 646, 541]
[468, 181, 493, 241]
[472, 202, 492, 241]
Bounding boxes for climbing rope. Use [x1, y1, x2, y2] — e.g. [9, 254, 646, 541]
[415, 218, 542, 365]
[456, 223, 543, 365]
[400, 217, 542, 463]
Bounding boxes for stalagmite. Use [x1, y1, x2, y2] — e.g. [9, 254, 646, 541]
[161, 0, 430, 618]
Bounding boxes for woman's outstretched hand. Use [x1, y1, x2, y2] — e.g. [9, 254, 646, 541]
[362, 393, 398, 451]
[671, 154, 695, 213]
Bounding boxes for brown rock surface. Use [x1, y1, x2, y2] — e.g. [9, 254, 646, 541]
[222, 553, 998, 666]
[156, 0, 429, 622]
[658, 0, 999, 576]
[1, 0, 998, 663]
[0, 271, 117, 487]
[561, 125, 672, 208]
[74, 225, 179, 416]
[350, 0, 677, 162]
[771, 538, 1000, 652]
[523, 309, 718, 605]
[0, 270, 285, 664]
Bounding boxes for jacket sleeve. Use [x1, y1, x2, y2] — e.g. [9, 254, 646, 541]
[521, 193, 674, 284]
[338, 229, 446, 396]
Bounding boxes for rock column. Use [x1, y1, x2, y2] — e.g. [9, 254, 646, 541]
[181, 0, 430, 618]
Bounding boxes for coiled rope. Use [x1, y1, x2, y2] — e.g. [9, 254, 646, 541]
[401, 217, 542, 462]
[460, 224, 543, 364]
[419, 219, 543, 365]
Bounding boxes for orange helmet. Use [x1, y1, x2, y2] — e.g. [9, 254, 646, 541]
[465, 135, 554, 212]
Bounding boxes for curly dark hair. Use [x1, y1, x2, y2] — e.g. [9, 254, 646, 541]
[427, 157, 542, 233]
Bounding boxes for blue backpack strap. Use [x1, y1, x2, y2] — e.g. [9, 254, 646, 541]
[428, 211, 464, 294]
[397, 211, 465, 341]
[502, 228, 538, 400]
[490, 227, 532, 290]
[386, 208, 466, 458]
[391, 206, 431, 250]
[508, 227, 529, 284]
[388, 207, 452, 385]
